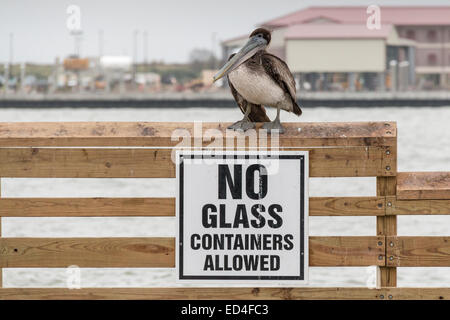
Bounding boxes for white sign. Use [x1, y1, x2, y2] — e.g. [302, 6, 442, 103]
[176, 151, 309, 285]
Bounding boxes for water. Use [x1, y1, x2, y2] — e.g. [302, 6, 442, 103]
[1, 106, 449, 288]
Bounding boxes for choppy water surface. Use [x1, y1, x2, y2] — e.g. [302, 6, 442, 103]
[1, 106, 449, 287]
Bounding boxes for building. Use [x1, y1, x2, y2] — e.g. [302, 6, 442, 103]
[222, 6, 450, 91]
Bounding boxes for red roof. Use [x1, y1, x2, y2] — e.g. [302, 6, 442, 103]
[285, 24, 394, 39]
[262, 6, 450, 27]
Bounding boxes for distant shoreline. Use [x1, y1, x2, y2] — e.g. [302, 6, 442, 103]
[0, 91, 449, 107]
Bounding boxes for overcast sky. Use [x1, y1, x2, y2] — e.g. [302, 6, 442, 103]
[0, 0, 448, 64]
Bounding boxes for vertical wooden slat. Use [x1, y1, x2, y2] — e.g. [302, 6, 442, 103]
[376, 176, 397, 287]
[0, 178, 2, 287]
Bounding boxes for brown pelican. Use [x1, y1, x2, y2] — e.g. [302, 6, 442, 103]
[214, 28, 302, 133]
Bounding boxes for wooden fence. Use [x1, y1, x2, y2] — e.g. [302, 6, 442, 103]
[0, 121, 449, 300]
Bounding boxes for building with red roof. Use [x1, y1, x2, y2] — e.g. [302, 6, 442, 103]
[222, 6, 450, 91]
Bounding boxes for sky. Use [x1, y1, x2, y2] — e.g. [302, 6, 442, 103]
[0, 0, 449, 64]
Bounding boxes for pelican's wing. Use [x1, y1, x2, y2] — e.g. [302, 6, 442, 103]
[227, 76, 270, 123]
[261, 53, 302, 116]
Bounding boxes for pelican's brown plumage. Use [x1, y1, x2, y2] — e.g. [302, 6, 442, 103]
[214, 28, 302, 133]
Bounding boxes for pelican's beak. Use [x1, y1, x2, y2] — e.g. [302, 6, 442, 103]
[213, 35, 267, 82]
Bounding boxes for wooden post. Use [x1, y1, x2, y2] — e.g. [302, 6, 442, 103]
[377, 176, 397, 287]
[0, 178, 2, 287]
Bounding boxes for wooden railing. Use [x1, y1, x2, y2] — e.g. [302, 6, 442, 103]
[0, 121, 449, 300]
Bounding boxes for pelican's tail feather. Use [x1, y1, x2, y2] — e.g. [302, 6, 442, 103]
[292, 99, 302, 116]
[248, 104, 270, 122]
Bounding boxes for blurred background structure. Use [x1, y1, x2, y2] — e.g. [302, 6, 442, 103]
[222, 6, 450, 92]
[0, 3, 449, 100]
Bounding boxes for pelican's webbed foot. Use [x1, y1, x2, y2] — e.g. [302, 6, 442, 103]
[262, 119, 285, 133]
[228, 119, 255, 132]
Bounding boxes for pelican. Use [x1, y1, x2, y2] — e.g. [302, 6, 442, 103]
[214, 28, 302, 133]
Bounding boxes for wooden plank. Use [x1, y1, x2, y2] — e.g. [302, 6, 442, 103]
[0, 122, 397, 147]
[0, 237, 175, 268]
[397, 172, 450, 200]
[0, 198, 175, 217]
[386, 196, 450, 215]
[0, 197, 385, 217]
[0, 236, 385, 268]
[0, 287, 386, 300]
[309, 197, 385, 216]
[1, 287, 450, 300]
[308, 146, 393, 177]
[0, 148, 174, 178]
[0, 179, 2, 287]
[309, 236, 385, 266]
[387, 236, 450, 267]
[1, 287, 449, 300]
[385, 288, 450, 300]
[0, 146, 393, 178]
[376, 176, 397, 287]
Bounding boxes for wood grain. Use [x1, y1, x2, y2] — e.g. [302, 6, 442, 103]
[386, 196, 450, 215]
[309, 236, 385, 266]
[397, 172, 450, 200]
[0, 148, 174, 178]
[385, 287, 450, 300]
[0, 146, 394, 178]
[0, 179, 2, 287]
[0, 287, 386, 300]
[0, 237, 175, 268]
[387, 236, 450, 267]
[0, 236, 385, 268]
[1, 287, 448, 300]
[0, 197, 385, 217]
[309, 197, 385, 216]
[0, 198, 175, 217]
[376, 176, 397, 287]
[0, 122, 397, 147]
[307, 146, 394, 177]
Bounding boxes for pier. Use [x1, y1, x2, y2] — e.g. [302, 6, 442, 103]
[0, 121, 449, 299]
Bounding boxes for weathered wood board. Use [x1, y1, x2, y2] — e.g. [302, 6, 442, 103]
[0, 122, 397, 147]
[0, 147, 394, 178]
[0, 197, 385, 217]
[0, 287, 386, 300]
[397, 172, 450, 200]
[0, 236, 385, 268]
[387, 236, 450, 267]
[386, 196, 450, 215]
[376, 176, 397, 287]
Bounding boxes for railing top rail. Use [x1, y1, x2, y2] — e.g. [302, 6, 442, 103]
[397, 172, 450, 200]
[0, 121, 397, 147]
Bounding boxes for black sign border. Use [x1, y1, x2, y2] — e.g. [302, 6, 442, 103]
[178, 153, 305, 281]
